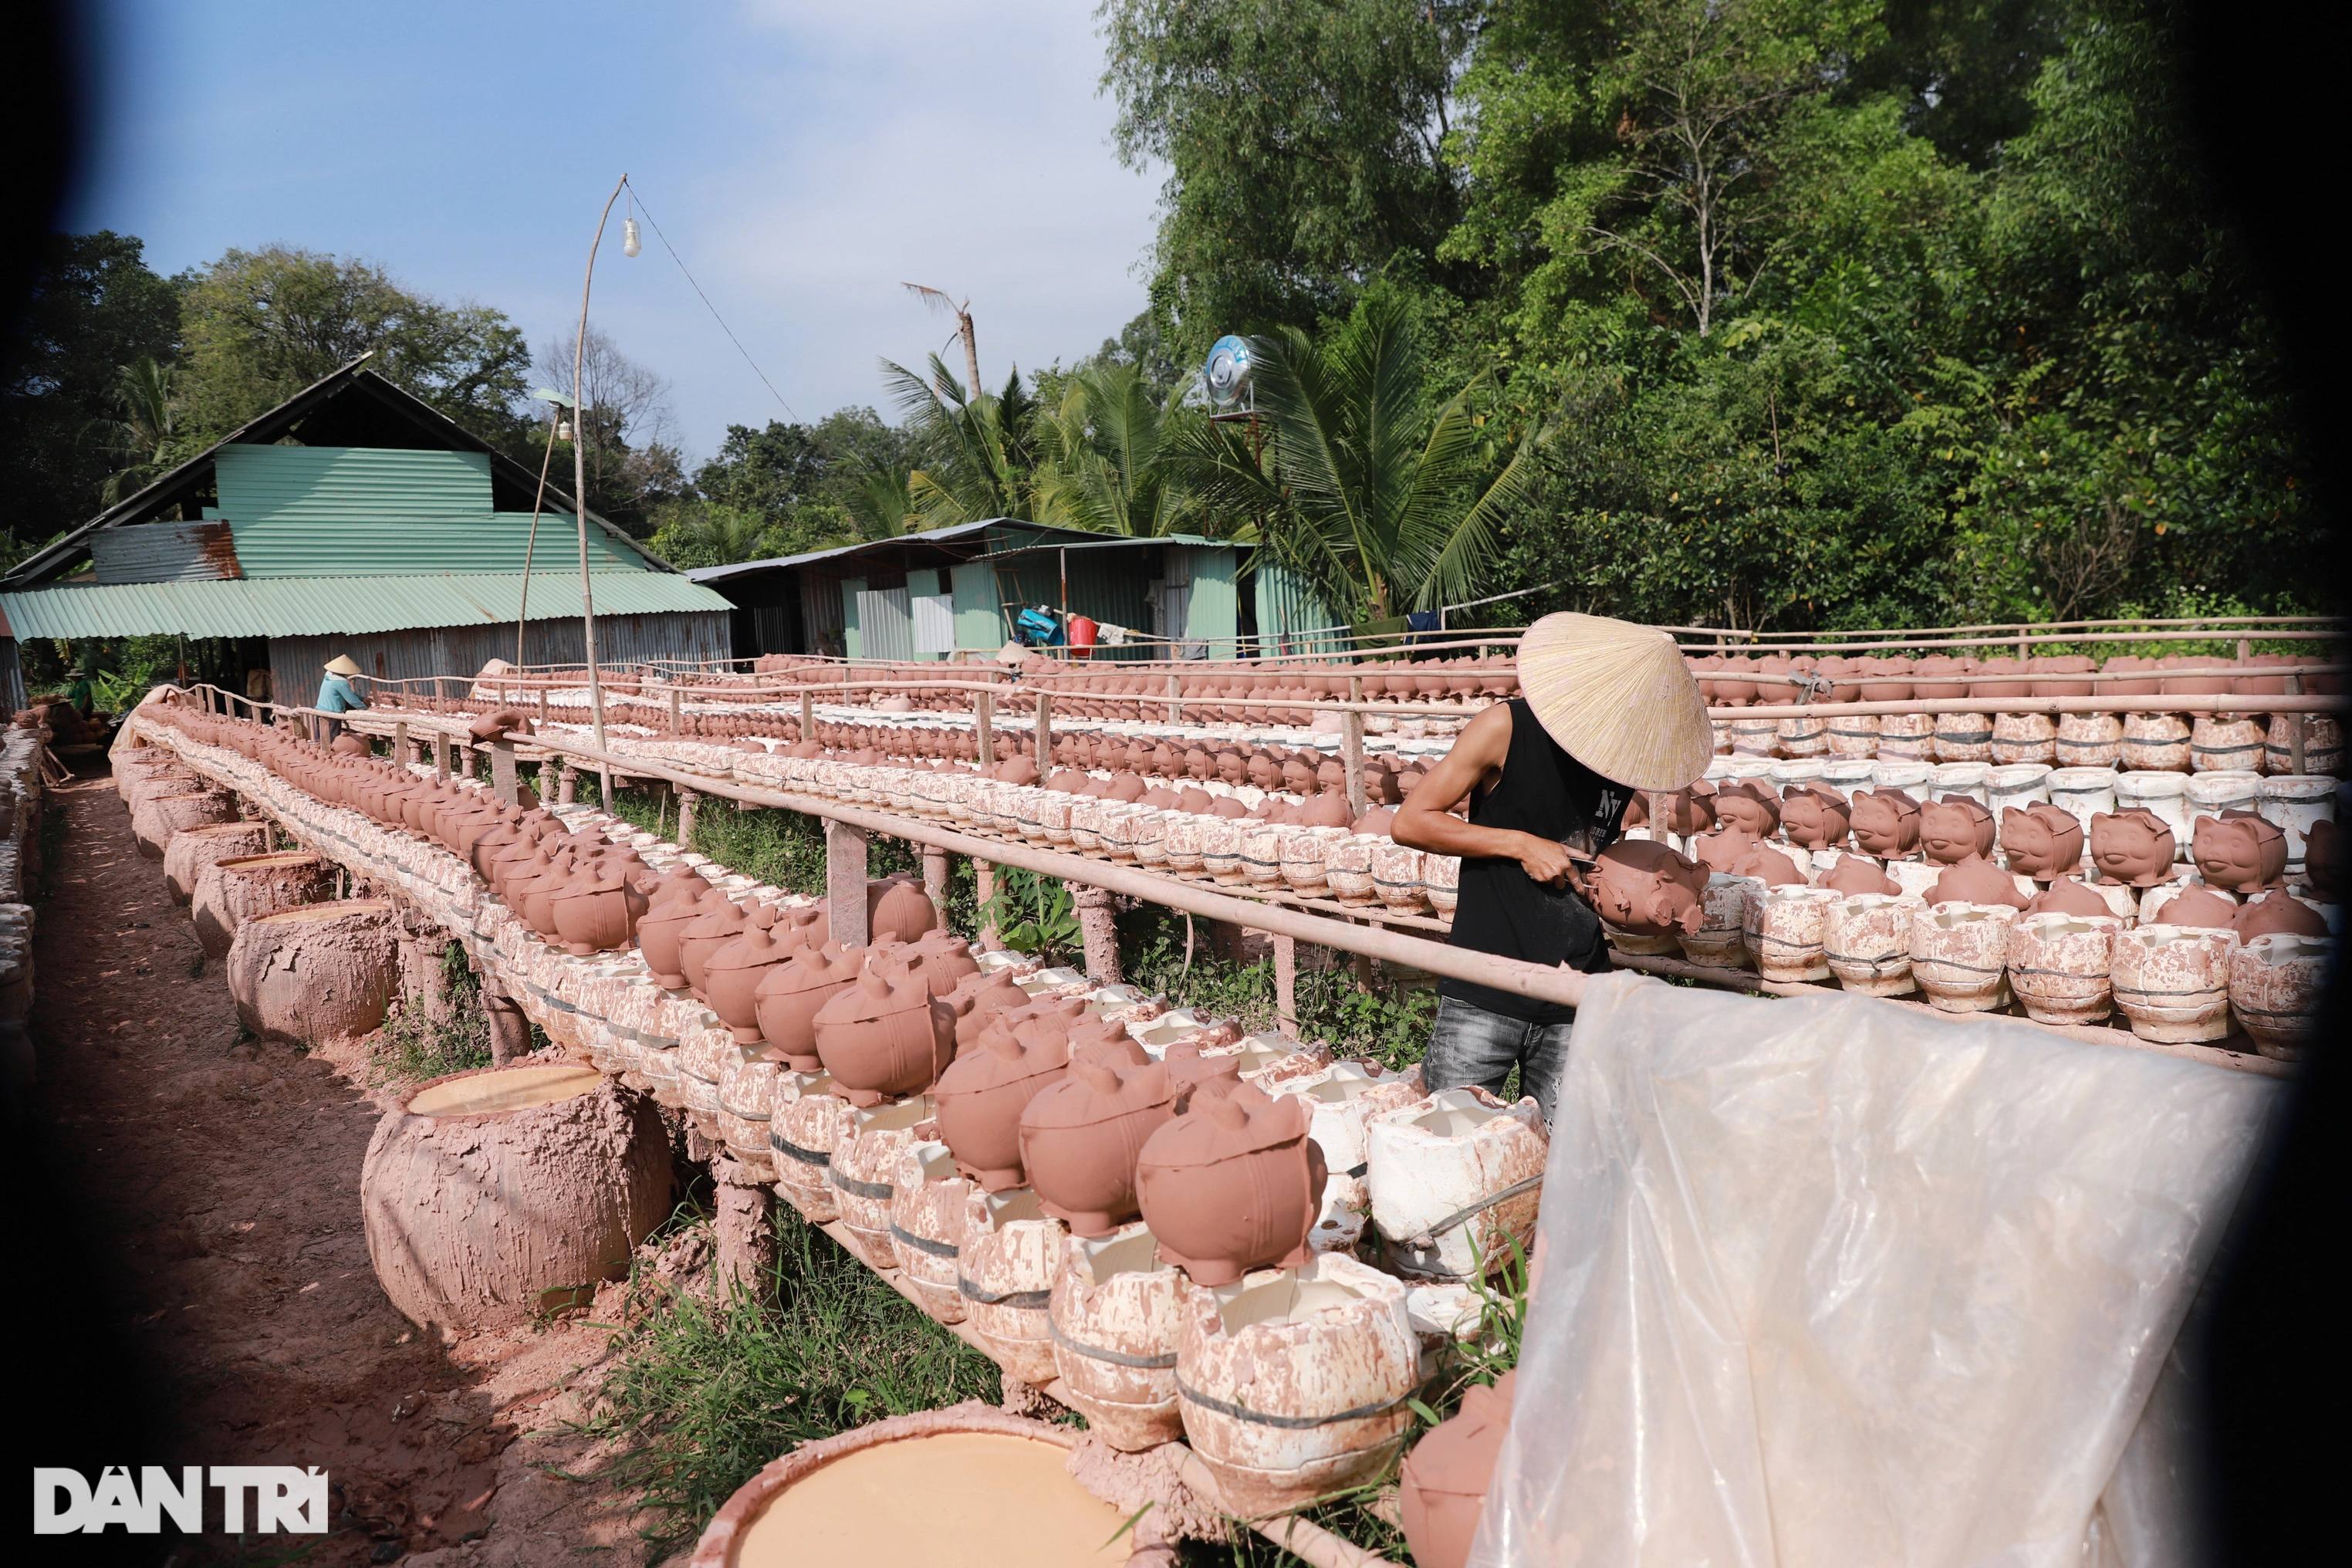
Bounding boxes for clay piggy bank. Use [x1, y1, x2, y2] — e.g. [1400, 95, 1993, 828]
[1999, 803, 2085, 883]
[1711, 780, 1780, 837]
[1587, 840, 1708, 937]
[2306, 819, 2342, 902]
[811, 951, 958, 1106]
[1733, 840, 1810, 888]
[1017, 1056, 1178, 1236]
[2191, 813, 2286, 894]
[2024, 876, 2114, 918]
[933, 1021, 1073, 1190]
[1657, 784, 1717, 837]
[1918, 798, 1996, 866]
[1850, 789, 1922, 860]
[1691, 825, 1762, 875]
[2234, 892, 2328, 940]
[1400, 1372, 1518, 1568]
[2158, 884, 2238, 931]
[1925, 854, 2029, 909]
[2090, 809, 2177, 888]
[1820, 855, 1900, 896]
[1135, 1081, 1325, 1286]
[1779, 786, 1850, 851]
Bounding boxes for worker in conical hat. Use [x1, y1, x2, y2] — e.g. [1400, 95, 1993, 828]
[1391, 613, 1710, 1125]
[316, 654, 368, 738]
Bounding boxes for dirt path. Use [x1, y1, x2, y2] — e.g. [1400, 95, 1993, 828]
[28, 766, 662, 1566]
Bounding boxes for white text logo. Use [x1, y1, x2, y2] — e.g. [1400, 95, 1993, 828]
[32, 1467, 329, 1534]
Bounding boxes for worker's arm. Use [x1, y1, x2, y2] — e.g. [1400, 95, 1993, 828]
[1391, 702, 1575, 887]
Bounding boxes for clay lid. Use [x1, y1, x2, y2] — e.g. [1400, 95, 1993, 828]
[1020, 1057, 1175, 1134]
[1137, 1080, 1309, 1169]
[1161, 1039, 1245, 1093]
[704, 904, 798, 972]
[680, 897, 752, 945]
[975, 995, 1090, 1053]
[1177, 786, 1214, 815]
[1141, 786, 1181, 810]
[1105, 772, 1147, 803]
[2024, 877, 2114, 917]
[1925, 855, 2028, 908]
[1732, 840, 1810, 888]
[1048, 769, 1090, 792]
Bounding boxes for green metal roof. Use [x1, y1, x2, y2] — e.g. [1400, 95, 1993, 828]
[0, 572, 732, 640]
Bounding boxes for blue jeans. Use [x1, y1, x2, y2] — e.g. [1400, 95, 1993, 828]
[1424, 995, 1574, 1128]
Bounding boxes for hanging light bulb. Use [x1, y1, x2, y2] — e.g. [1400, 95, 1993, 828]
[622, 217, 641, 258]
[556, 417, 573, 441]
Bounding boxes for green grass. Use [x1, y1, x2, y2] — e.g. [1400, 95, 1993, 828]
[584, 1205, 1000, 1555]
[369, 941, 501, 1083]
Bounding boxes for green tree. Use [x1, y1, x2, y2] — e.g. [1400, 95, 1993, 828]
[1030, 361, 1201, 536]
[0, 231, 180, 553]
[1101, 0, 1478, 358]
[92, 357, 184, 505]
[175, 245, 530, 444]
[1165, 296, 1546, 620]
[645, 503, 787, 570]
[883, 357, 1042, 529]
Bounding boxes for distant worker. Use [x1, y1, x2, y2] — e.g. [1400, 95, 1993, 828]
[316, 654, 367, 739]
[1391, 613, 1709, 1126]
[65, 666, 95, 719]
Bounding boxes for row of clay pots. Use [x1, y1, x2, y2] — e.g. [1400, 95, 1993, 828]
[1713, 706, 2341, 776]
[1691, 650, 2340, 704]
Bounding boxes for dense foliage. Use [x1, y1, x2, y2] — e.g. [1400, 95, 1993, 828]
[1103, 0, 2327, 630]
[5, 0, 2327, 636]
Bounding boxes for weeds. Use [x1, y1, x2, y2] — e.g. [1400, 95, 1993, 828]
[370, 941, 492, 1083]
[585, 1205, 999, 1553]
[981, 867, 1079, 961]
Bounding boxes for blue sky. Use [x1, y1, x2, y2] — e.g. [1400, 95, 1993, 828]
[67, 0, 1164, 461]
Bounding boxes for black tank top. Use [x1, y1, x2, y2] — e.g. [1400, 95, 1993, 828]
[1438, 699, 1628, 1022]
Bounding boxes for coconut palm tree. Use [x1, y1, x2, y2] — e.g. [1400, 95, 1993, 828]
[1164, 297, 1546, 620]
[93, 357, 182, 505]
[1031, 361, 1201, 537]
[880, 354, 1036, 529]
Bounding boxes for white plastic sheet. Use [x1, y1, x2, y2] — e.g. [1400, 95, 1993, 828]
[1473, 973, 2279, 1568]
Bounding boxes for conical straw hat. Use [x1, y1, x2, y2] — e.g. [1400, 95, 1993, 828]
[1514, 613, 1711, 790]
[323, 654, 363, 677]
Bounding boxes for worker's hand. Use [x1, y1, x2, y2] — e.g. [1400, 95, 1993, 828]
[1514, 832, 1573, 889]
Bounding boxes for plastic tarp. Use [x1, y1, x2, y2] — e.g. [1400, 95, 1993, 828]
[1473, 973, 2281, 1568]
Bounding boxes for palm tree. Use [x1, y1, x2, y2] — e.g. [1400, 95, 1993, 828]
[1164, 297, 1546, 620]
[880, 354, 1032, 528]
[93, 357, 181, 505]
[1031, 362, 1201, 536]
[647, 504, 778, 569]
[843, 466, 920, 540]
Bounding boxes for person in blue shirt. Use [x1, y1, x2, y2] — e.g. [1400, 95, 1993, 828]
[315, 654, 367, 738]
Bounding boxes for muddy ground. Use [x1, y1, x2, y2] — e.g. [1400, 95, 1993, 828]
[25, 764, 674, 1567]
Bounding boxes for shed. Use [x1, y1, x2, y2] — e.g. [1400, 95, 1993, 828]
[691, 524, 1304, 661]
[0, 357, 735, 701]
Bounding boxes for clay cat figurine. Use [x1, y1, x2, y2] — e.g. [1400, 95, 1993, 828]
[1999, 803, 2084, 883]
[2191, 813, 2286, 895]
[1918, 798, 1997, 866]
[1779, 786, 1851, 851]
[2089, 809, 2177, 887]
[1850, 789, 1922, 860]
[1588, 840, 1709, 937]
[1711, 780, 1780, 837]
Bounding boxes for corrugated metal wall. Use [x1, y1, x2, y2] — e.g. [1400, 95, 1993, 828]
[225, 513, 640, 576]
[215, 445, 492, 523]
[268, 610, 731, 702]
[1253, 559, 1343, 654]
[92, 522, 243, 583]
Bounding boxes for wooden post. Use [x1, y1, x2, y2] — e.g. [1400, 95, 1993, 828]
[1343, 710, 1369, 820]
[489, 738, 519, 806]
[1349, 674, 1364, 704]
[2236, 637, 2252, 666]
[670, 684, 683, 735]
[677, 787, 700, 848]
[1168, 671, 1182, 725]
[975, 859, 999, 949]
[393, 720, 409, 768]
[712, 1157, 776, 1303]
[975, 688, 995, 769]
[539, 755, 559, 805]
[432, 730, 449, 782]
[799, 687, 816, 743]
[538, 683, 549, 725]
[1272, 932, 1299, 1037]
[826, 817, 870, 947]
[2286, 674, 2307, 774]
[922, 845, 950, 914]
[1073, 883, 1120, 983]
[558, 764, 578, 806]
[1035, 690, 1053, 772]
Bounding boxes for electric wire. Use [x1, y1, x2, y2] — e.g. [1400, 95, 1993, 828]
[623, 177, 800, 422]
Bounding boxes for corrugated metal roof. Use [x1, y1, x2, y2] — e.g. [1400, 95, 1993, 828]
[0, 572, 733, 640]
[92, 522, 244, 583]
[215, 444, 493, 523]
[686, 519, 1099, 582]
